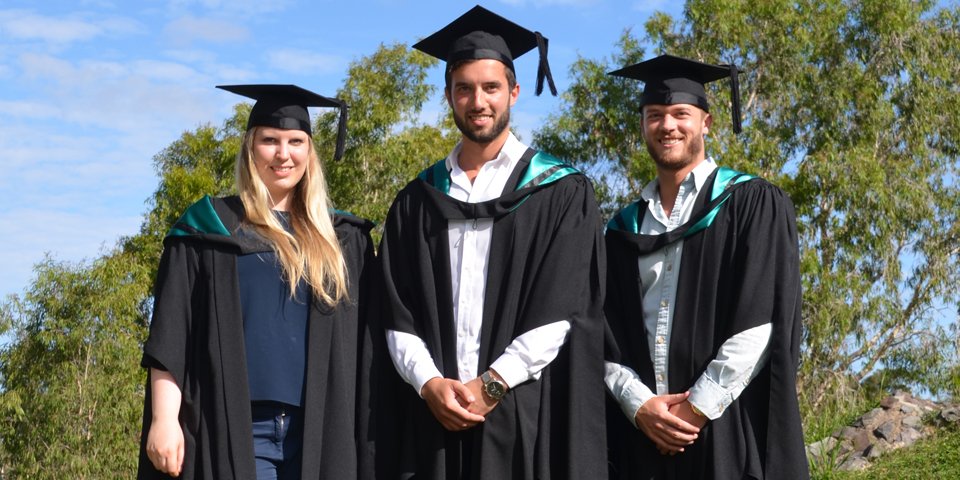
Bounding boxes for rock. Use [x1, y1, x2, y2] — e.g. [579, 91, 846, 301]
[873, 421, 897, 441]
[900, 403, 920, 415]
[850, 428, 873, 452]
[859, 407, 886, 428]
[864, 442, 886, 459]
[902, 415, 922, 429]
[880, 396, 900, 409]
[838, 455, 871, 472]
[897, 427, 924, 448]
[806, 437, 838, 461]
[940, 407, 960, 424]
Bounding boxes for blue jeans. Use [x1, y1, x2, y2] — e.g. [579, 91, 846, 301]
[251, 403, 303, 480]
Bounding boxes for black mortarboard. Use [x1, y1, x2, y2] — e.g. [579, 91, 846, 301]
[413, 5, 557, 96]
[609, 54, 743, 134]
[216, 84, 349, 161]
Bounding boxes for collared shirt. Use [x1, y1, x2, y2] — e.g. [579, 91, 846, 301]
[387, 133, 571, 395]
[604, 158, 772, 421]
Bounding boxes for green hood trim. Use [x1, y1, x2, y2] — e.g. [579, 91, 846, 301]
[418, 160, 453, 194]
[417, 151, 579, 195]
[685, 167, 754, 237]
[517, 151, 580, 190]
[607, 167, 756, 234]
[167, 195, 231, 238]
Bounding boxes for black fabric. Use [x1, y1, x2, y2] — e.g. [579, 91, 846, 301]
[604, 172, 809, 479]
[380, 165, 607, 480]
[137, 196, 381, 480]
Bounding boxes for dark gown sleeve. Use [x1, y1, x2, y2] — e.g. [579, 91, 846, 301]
[729, 184, 808, 479]
[141, 237, 199, 386]
[138, 237, 200, 480]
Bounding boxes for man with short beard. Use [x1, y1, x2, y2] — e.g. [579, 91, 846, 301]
[602, 55, 809, 479]
[378, 6, 608, 480]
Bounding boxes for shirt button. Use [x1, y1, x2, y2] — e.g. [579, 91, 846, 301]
[660, 300, 668, 308]
[656, 336, 665, 344]
[666, 263, 673, 271]
[656, 374, 664, 382]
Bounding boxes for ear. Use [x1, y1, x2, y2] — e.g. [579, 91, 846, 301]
[702, 111, 713, 135]
[445, 87, 453, 108]
[509, 82, 520, 107]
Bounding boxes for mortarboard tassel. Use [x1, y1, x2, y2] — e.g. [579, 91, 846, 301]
[729, 64, 742, 134]
[534, 32, 558, 96]
[335, 101, 348, 161]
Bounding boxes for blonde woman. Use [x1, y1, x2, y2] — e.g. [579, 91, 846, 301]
[138, 85, 376, 480]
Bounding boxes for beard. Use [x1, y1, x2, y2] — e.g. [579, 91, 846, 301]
[453, 106, 511, 144]
[645, 133, 705, 172]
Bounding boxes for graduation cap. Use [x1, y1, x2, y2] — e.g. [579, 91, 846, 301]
[216, 84, 349, 161]
[609, 54, 743, 134]
[413, 5, 557, 96]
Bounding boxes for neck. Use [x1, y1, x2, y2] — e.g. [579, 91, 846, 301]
[656, 157, 704, 215]
[457, 131, 510, 183]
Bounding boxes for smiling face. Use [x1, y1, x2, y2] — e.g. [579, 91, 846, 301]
[641, 103, 713, 173]
[251, 126, 311, 210]
[446, 58, 519, 146]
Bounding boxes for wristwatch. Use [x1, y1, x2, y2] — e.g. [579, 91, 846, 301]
[480, 370, 507, 401]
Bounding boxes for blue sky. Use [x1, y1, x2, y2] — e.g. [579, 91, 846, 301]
[0, 0, 682, 299]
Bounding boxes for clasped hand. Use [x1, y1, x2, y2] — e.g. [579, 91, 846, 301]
[634, 391, 707, 455]
[421, 376, 500, 431]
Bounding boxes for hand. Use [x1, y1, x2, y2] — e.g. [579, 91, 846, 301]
[464, 371, 506, 417]
[145, 417, 184, 477]
[633, 392, 700, 455]
[421, 377, 486, 431]
[148, 368, 184, 476]
[669, 400, 708, 430]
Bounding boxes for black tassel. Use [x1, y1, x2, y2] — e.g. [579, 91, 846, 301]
[729, 64, 742, 134]
[334, 100, 348, 161]
[534, 32, 558, 96]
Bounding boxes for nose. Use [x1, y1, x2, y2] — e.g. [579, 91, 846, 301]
[468, 86, 485, 109]
[661, 114, 678, 131]
[276, 141, 290, 160]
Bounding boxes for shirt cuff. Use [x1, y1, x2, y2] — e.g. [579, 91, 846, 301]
[489, 353, 528, 389]
[411, 364, 442, 398]
[620, 379, 654, 426]
[688, 374, 728, 420]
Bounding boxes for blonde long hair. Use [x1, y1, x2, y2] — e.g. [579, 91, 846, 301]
[235, 127, 348, 306]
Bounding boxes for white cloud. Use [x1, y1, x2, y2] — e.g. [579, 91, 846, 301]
[265, 49, 344, 76]
[0, 9, 143, 45]
[163, 16, 249, 47]
[0, 207, 142, 299]
[497, 0, 600, 6]
[166, 0, 294, 16]
[0, 10, 101, 43]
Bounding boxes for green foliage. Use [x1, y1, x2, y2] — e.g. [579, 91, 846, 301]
[533, 0, 960, 418]
[0, 253, 150, 478]
[321, 43, 459, 230]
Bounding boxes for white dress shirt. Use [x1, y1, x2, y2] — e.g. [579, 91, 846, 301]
[387, 133, 571, 396]
[604, 158, 772, 421]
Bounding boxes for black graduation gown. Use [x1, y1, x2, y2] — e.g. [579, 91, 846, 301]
[379, 150, 607, 480]
[604, 169, 809, 479]
[137, 195, 380, 480]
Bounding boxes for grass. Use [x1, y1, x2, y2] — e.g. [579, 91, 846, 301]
[827, 425, 960, 480]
